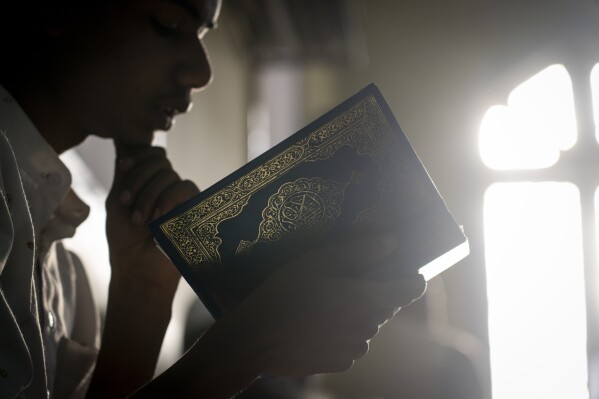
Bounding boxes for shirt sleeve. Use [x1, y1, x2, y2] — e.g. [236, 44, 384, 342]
[38, 241, 99, 399]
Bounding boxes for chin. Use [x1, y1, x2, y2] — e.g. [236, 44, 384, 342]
[92, 122, 155, 147]
[120, 127, 158, 147]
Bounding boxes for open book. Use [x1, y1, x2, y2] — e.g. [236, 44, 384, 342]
[150, 84, 469, 319]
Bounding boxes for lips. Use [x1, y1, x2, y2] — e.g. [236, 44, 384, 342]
[163, 107, 175, 116]
[155, 99, 191, 130]
[162, 101, 190, 117]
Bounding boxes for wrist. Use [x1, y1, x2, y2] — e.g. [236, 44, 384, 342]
[92, 266, 178, 397]
[109, 266, 179, 306]
[175, 310, 266, 395]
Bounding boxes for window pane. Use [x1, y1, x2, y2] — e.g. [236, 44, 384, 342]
[484, 182, 588, 399]
[480, 65, 577, 170]
[590, 64, 599, 143]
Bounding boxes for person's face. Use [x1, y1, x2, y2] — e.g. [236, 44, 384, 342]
[58, 0, 221, 146]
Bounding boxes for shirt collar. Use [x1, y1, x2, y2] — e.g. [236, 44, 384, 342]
[0, 85, 89, 247]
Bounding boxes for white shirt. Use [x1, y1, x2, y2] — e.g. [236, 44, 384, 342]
[0, 86, 100, 399]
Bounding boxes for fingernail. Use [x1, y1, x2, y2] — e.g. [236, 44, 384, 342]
[409, 278, 427, 298]
[119, 190, 132, 204]
[119, 157, 133, 170]
[131, 210, 143, 225]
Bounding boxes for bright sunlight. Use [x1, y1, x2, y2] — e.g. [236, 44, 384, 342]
[479, 65, 577, 170]
[481, 65, 588, 399]
[485, 183, 588, 399]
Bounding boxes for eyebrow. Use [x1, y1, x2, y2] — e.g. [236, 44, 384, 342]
[167, 0, 216, 28]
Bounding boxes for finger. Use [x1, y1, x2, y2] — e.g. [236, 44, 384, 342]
[133, 177, 198, 224]
[297, 233, 401, 275]
[114, 145, 167, 181]
[309, 359, 355, 375]
[118, 158, 173, 205]
[112, 143, 168, 191]
[274, 341, 367, 376]
[116, 144, 167, 166]
[371, 274, 426, 308]
[312, 340, 370, 368]
[328, 340, 370, 361]
[273, 357, 356, 377]
[333, 234, 400, 265]
[129, 170, 180, 224]
[345, 315, 381, 341]
[331, 273, 426, 310]
[318, 306, 392, 342]
[371, 307, 396, 327]
[153, 179, 199, 218]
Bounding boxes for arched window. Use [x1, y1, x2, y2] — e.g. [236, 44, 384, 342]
[481, 65, 590, 398]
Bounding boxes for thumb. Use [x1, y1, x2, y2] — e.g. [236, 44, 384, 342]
[294, 234, 401, 276]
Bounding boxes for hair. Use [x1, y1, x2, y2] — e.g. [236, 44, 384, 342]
[0, 1, 114, 87]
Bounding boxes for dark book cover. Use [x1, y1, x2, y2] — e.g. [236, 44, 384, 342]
[150, 84, 469, 319]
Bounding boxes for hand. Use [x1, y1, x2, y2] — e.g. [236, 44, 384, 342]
[91, 144, 200, 398]
[105, 143, 199, 295]
[226, 234, 427, 377]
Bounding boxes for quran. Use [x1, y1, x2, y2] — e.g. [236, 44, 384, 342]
[150, 84, 469, 319]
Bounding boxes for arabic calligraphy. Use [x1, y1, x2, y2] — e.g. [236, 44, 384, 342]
[236, 177, 348, 255]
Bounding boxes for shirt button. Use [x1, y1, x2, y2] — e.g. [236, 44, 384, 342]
[47, 310, 55, 330]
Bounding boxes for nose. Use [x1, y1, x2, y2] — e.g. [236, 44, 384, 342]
[174, 38, 212, 90]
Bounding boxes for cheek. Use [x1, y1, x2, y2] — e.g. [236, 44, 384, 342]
[92, 15, 173, 96]
[119, 42, 174, 97]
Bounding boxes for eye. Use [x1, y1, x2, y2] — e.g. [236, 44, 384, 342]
[151, 16, 180, 38]
[149, 6, 185, 39]
[146, 2, 217, 41]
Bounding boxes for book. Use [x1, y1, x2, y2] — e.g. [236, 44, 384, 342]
[150, 83, 469, 319]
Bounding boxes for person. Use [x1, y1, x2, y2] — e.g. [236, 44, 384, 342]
[0, 0, 427, 398]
